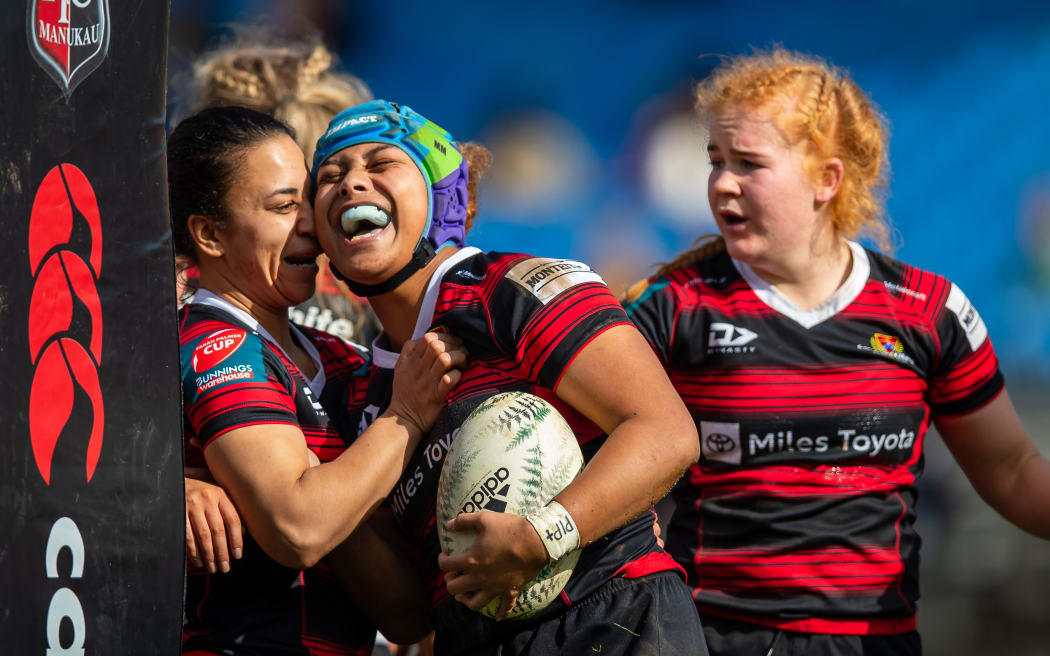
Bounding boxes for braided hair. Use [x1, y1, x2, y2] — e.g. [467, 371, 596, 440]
[191, 37, 372, 160]
[633, 48, 893, 294]
[697, 47, 892, 250]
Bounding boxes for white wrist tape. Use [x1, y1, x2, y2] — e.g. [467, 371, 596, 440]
[525, 500, 580, 562]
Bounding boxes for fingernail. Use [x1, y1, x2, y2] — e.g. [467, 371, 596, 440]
[194, 558, 203, 568]
[234, 548, 242, 559]
[208, 562, 217, 574]
[220, 561, 230, 573]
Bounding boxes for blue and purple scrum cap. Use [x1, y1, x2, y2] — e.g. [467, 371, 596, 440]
[313, 99, 469, 253]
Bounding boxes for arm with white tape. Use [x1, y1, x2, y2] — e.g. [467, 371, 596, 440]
[524, 500, 580, 563]
[439, 324, 698, 617]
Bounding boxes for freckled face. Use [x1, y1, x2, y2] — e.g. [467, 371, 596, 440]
[312, 143, 429, 286]
[707, 108, 825, 268]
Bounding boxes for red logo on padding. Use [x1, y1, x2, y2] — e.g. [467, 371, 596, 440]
[27, 163, 105, 485]
[192, 329, 248, 373]
[30, 339, 105, 485]
[28, 251, 102, 363]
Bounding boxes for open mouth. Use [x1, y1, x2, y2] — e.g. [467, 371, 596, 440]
[340, 205, 391, 241]
[719, 210, 747, 226]
[284, 254, 319, 268]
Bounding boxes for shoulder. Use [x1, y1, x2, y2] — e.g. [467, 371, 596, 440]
[179, 312, 276, 402]
[501, 253, 605, 303]
[442, 250, 608, 303]
[623, 248, 737, 310]
[865, 248, 962, 321]
[297, 325, 371, 375]
[179, 305, 264, 360]
[866, 247, 993, 351]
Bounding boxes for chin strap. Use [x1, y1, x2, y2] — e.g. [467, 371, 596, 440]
[329, 240, 436, 297]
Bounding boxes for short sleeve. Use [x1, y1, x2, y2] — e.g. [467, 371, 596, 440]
[493, 257, 633, 390]
[622, 277, 676, 366]
[180, 326, 298, 447]
[927, 282, 1005, 415]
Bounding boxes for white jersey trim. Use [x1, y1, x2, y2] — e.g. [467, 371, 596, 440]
[945, 282, 989, 351]
[190, 288, 326, 396]
[371, 247, 483, 370]
[731, 240, 870, 330]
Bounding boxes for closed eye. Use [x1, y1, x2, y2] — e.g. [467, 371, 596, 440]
[318, 169, 344, 184]
[369, 159, 401, 171]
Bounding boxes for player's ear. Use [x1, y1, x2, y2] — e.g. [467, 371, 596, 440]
[188, 214, 225, 258]
[814, 157, 844, 204]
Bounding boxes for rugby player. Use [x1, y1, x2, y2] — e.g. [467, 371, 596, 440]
[309, 99, 706, 655]
[624, 48, 1050, 656]
[171, 106, 464, 654]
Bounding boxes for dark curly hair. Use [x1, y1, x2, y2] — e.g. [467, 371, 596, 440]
[167, 105, 295, 259]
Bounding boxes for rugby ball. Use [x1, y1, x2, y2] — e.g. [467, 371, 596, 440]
[436, 391, 585, 619]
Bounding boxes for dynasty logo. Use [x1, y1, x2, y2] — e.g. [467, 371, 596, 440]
[28, 0, 111, 96]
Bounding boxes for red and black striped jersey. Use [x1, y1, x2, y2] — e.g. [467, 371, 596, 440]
[179, 292, 375, 655]
[334, 248, 683, 649]
[624, 242, 1004, 635]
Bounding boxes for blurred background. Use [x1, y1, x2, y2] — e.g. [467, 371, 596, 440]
[167, 1, 1050, 652]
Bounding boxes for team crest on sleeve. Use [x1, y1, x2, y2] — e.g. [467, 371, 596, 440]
[945, 283, 988, 351]
[192, 329, 248, 372]
[506, 257, 605, 305]
[184, 328, 265, 401]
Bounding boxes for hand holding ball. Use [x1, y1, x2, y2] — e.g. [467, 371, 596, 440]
[436, 392, 584, 619]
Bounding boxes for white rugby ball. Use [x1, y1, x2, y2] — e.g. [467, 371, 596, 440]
[436, 391, 585, 619]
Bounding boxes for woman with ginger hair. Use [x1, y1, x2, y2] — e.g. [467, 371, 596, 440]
[623, 48, 1050, 655]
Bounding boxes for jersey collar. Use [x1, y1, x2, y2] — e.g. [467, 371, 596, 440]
[190, 288, 327, 395]
[371, 246, 482, 369]
[731, 240, 870, 329]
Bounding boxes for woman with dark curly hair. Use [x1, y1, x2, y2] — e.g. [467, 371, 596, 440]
[170, 105, 463, 655]
[308, 99, 706, 655]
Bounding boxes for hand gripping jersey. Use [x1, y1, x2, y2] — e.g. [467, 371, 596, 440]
[179, 291, 375, 655]
[624, 241, 1004, 635]
[334, 248, 685, 651]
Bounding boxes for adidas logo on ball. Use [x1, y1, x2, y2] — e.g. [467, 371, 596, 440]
[461, 467, 511, 514]
[437, 391, 586, 620]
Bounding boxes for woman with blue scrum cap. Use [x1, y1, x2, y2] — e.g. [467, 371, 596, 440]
[310, 99, 707, 655]
[168, 105, 465, 654]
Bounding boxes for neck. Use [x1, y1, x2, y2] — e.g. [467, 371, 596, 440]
[368, 246, 459, 351]
[197, 267, 295, 352]
[749, 236, 853, 311]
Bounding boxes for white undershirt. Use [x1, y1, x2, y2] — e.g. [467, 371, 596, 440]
[730, 240, 870, 329]
[370, 247, 482, 370]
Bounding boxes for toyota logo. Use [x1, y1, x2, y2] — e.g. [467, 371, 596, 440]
[705, 433, 735, 453]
